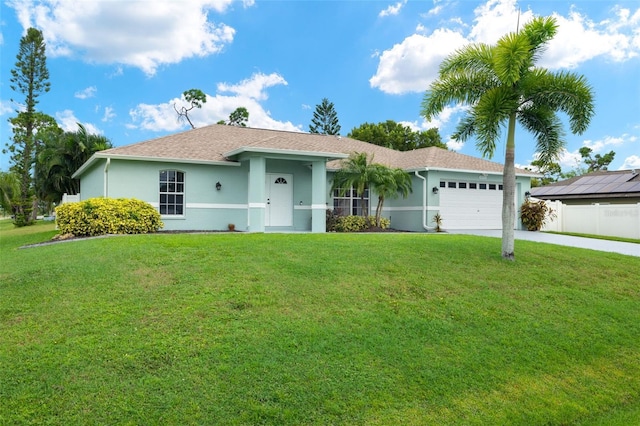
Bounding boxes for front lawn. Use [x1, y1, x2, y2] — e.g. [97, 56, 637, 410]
[1, 223, 639, 425]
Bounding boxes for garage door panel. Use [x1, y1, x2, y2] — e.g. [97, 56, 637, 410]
[439, 187, 505, 229]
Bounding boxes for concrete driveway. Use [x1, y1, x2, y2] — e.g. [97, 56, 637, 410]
[447, 229, 640, 257]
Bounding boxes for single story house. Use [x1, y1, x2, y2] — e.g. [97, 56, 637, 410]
[530, 169, 640, 205]
[72, 124, 537, 232]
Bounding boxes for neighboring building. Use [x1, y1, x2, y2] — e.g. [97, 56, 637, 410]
[72, 124, 537, 232]
[530, 169, 640, 205]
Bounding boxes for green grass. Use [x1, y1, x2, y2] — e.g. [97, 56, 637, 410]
[1, 222, 640, 425]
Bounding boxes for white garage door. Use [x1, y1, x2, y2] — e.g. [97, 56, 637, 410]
[439, 181, 509, 229]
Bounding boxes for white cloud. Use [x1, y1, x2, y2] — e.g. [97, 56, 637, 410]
[379, 1, 407, 18]
[129, 73, 301, 132]
[370, 0, 640, 95]
[369, 29, 467, 94]
[102, 106, 115, 122]
[557, 148, 583, 170]
[427, 5, 444, 17]
[56, 109, 102, 135]
[0, 100, 14, 116]
[541, 8, 640, 69]
[446, 139, 464, 151]
[468, 0, 534, 44]
[621, 155, 640, 170]
[583, 133, 636, 153]
[217, 72, 287, 101]
[74, 86, 96, 99]
[8, 0, 241, 76]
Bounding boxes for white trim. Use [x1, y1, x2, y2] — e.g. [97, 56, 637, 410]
[311, 204, 326, 210]
[294, 205, 311, 210]
[402, 166, 541, 178]
[378, 206, 440, 212]
[225, 146, 349, 160]
[186, 203, 248, 209]
[152, 202, 249, 211]
[249, 202, 266, 208]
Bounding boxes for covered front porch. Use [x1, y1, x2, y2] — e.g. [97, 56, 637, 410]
[224, 147, 347, 233]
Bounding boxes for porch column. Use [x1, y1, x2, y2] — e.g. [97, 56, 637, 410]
[248, 156, 266, 232]
[311, 160, 327, 233]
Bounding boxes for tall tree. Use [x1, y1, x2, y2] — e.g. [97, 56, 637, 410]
[421, 16, 594, 260]
[217, 107, 249, 127]
[579, 147, 615, 172]
[174, 89, 206, 129]
[309, 98, 341, 135]
[36, 123, 112, 203]
[528, 158, 563, 187]
[7, 27, 51, 226]
[348, 120, 447, 151]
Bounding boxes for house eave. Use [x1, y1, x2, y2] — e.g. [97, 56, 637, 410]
[224, 146, 349, 160]
[376, 166, 539, 177]
[72, 152, 240, 178]
[532, 192, 640, 201]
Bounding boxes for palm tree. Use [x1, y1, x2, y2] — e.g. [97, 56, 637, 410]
[331, 152, 380, 217]
[421, 16, 594, 260]
[37, 123, 112, 203]
[0, 171, 20, 217]
[371, 165, 412, 227]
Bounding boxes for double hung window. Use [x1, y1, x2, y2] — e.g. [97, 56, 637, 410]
[333, 187, 369, 216]
[159, 170, 184, 215]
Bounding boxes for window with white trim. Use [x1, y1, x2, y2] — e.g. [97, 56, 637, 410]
[333, 187, 369, 216]
[159, 170, 184, 215]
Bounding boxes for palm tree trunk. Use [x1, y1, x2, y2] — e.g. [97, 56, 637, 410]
[376, 195, 384, 227]
[501, 113, 517, 260]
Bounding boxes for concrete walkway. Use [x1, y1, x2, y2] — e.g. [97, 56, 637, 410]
[447, 229, 640, 257]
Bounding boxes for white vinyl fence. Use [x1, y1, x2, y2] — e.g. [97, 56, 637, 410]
[541, 200, 640, 239]
[61, 193, 80, 204]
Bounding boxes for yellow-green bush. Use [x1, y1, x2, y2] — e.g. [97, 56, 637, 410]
[56, 198, 163, 237]
[333, 215, 390, 232]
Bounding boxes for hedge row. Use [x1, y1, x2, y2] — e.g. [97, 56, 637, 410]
[327, 213, 391, 232]
[56, 197, 163, 237]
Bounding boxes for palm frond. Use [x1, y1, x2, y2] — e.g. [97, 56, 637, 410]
[522, 70, 595, 135]
[518, 105, 565, 164]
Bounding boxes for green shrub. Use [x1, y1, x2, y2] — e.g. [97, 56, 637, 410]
[333, 215, 390, 232]
[326, 209, 339, 232]
[56, 197, 163, 237]
[519, 199, 555, 231]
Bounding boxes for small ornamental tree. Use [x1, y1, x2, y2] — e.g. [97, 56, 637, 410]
[519, 198, 556, 231]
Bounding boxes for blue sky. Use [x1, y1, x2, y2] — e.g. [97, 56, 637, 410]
[1, 0, 639, 173]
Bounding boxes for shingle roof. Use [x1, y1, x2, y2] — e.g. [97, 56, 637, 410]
[79, 124, 536, 176]
[530, 169, 640, 199]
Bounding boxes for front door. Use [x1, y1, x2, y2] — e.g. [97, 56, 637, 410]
[265, 173, 293, 226]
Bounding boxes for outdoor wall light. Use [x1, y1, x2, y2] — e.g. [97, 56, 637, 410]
[216, 181, 222, 191]
[525, 191, 531, 198]
[432, 186, 439, 194]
